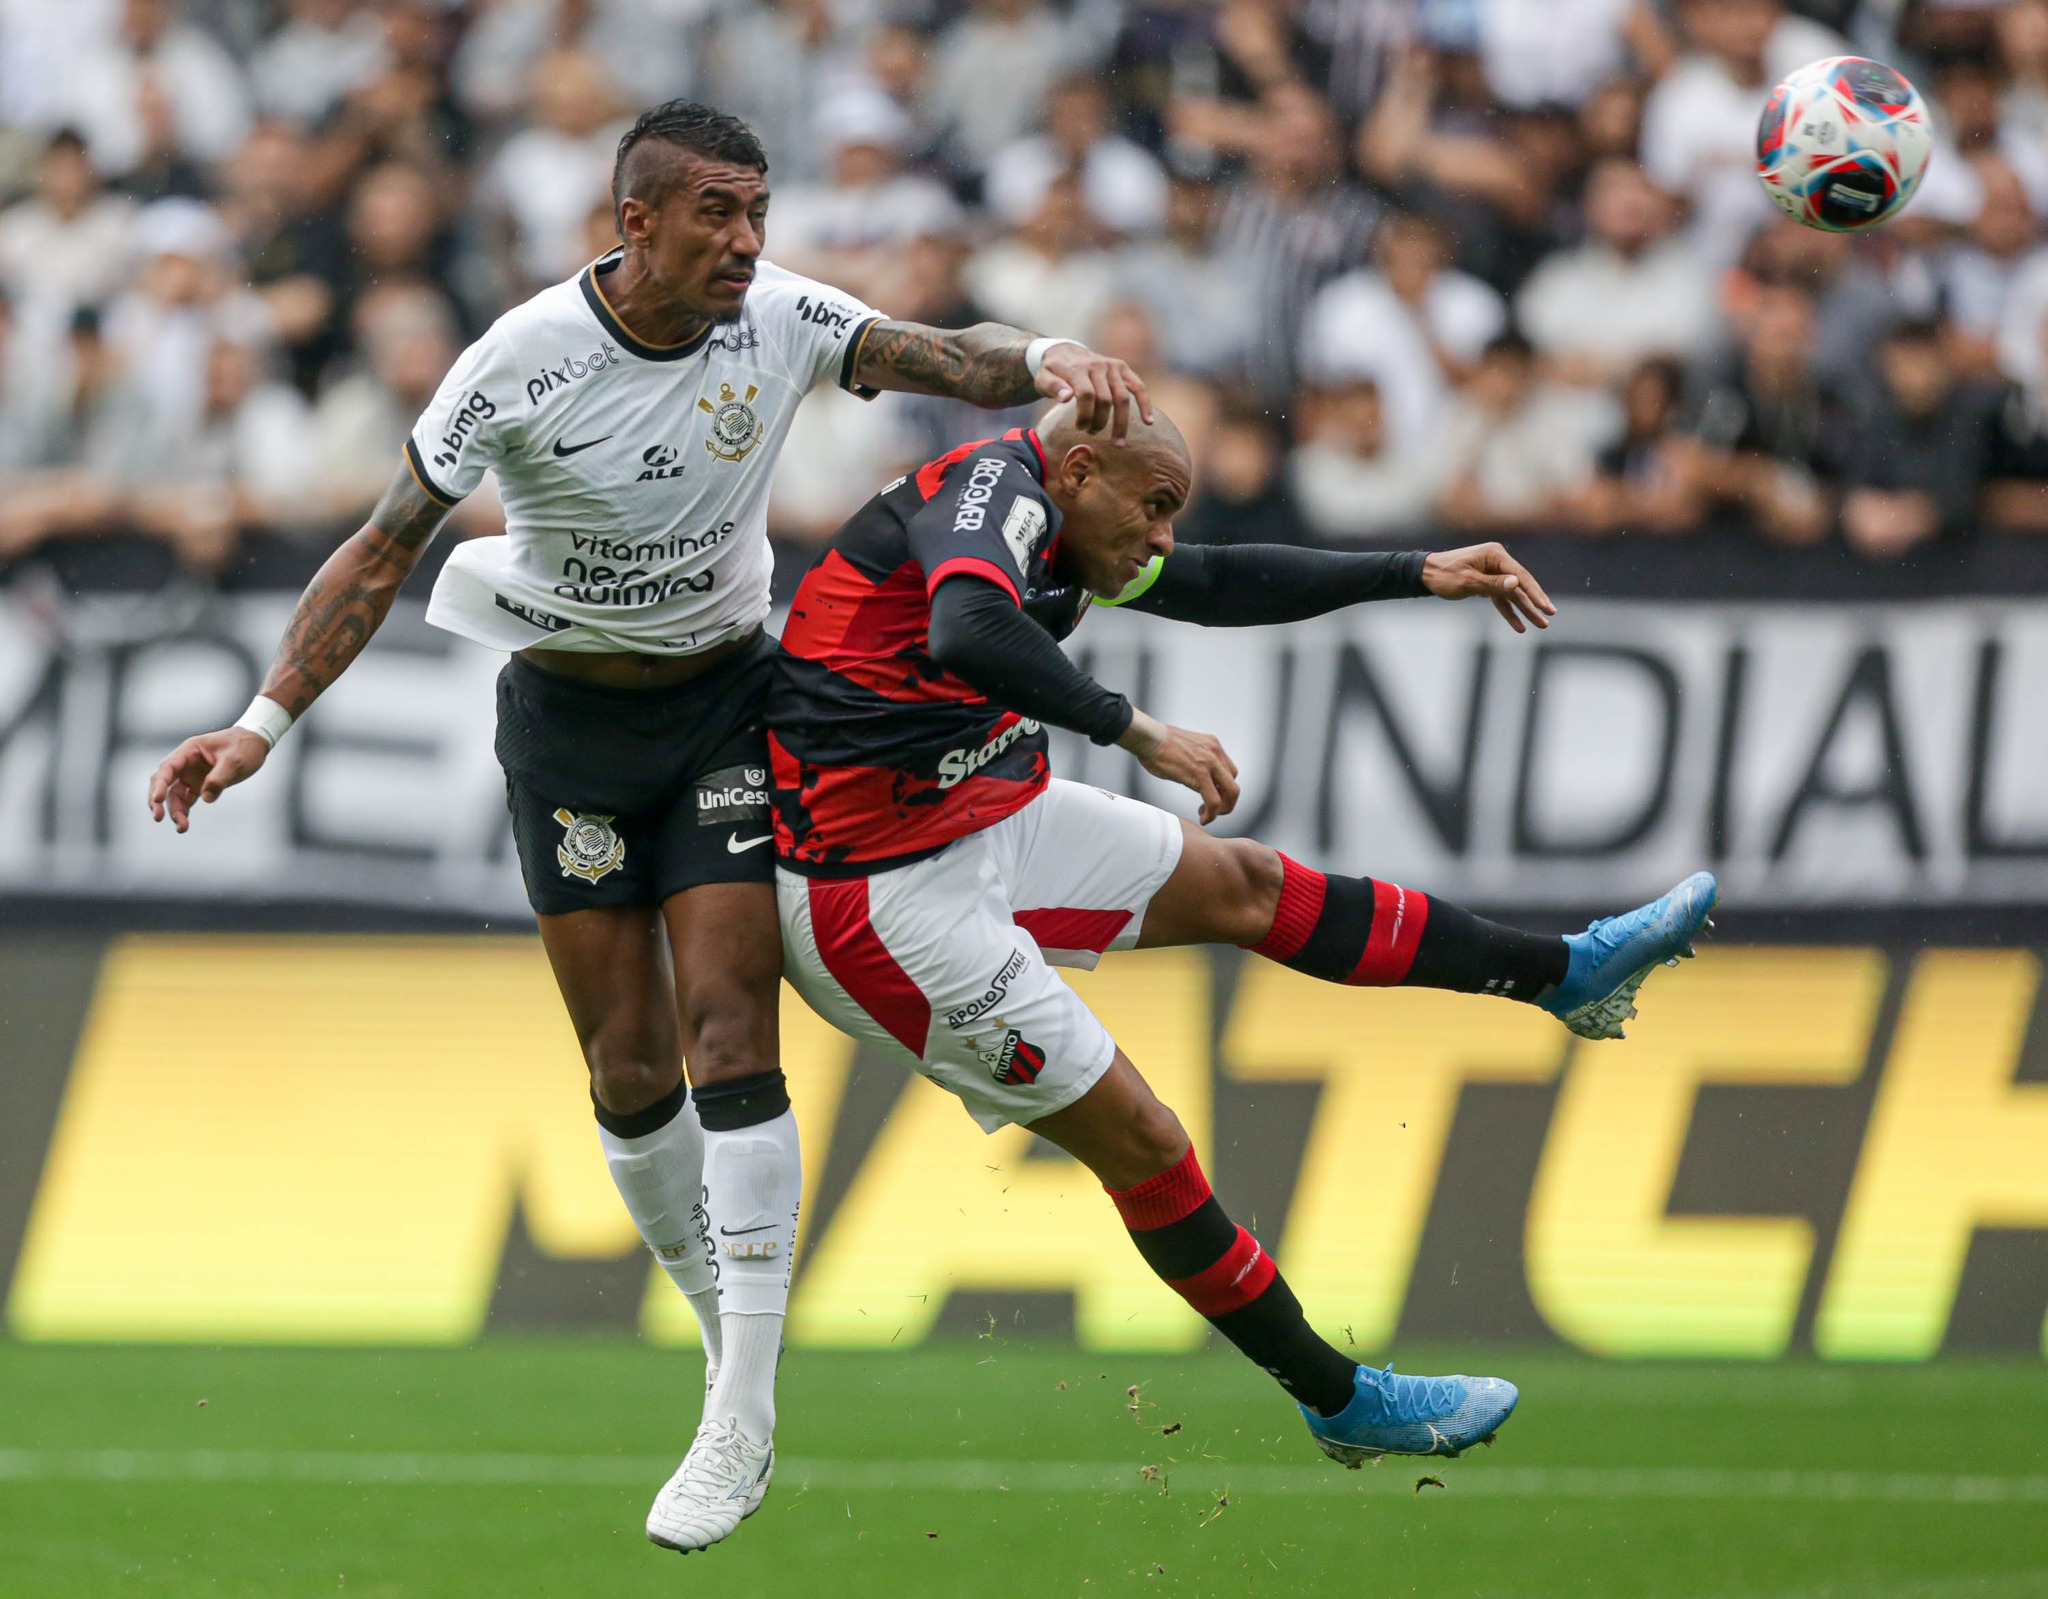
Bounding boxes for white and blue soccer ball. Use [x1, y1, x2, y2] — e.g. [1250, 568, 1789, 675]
[1755, 56, 1932, 232]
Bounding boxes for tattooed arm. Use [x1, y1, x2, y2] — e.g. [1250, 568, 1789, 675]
[147, 465, 452, 831]
[853, 319, 1153, 442]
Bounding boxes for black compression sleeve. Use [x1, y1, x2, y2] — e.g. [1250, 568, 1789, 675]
[1119, 545, 1431, 626]
[927, 576, 1134, 746]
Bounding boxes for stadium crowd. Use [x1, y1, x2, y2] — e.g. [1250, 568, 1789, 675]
[0, 0, 2046, 591]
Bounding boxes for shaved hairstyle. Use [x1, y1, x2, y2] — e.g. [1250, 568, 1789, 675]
[1036, 398, 1188, 468]
[611, 100, 768, 225]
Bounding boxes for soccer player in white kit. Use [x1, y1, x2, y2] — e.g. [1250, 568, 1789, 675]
[145, 102, 1148, 1555]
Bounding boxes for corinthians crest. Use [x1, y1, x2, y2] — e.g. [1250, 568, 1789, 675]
[698, 382, 762, 463]
[553, 808, 625, 883]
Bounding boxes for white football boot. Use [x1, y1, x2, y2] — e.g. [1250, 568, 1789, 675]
[645, 1417, 774, 1554]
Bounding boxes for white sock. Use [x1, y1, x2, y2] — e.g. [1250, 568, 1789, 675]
[596, 1093, 722, 1380]
[706, 1311, 783, 1445]
[700, 1105, 802, 1443]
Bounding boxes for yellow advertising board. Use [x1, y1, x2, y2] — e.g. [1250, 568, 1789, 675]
[4, 937, 2045, 1358]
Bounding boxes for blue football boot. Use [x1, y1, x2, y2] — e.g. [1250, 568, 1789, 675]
[1303, 1364, 1519, 1465]
[1540, 871, 1718, 1042]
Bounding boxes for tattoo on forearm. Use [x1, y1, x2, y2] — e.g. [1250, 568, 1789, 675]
[857, 320, 1041, 407]
[260, 471, 449, 716]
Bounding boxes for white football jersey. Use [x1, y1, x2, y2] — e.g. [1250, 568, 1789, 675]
[409, 252, 883, 655]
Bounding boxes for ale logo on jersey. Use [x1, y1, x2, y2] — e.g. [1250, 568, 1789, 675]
[552, 809, 625, 883]
[637, 443, 684, 481]
[698, 383, 762, 463]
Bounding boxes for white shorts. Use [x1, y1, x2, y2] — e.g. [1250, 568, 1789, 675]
[778, 780, 1185, 1132]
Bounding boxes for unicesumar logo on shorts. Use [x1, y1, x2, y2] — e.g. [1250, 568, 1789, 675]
[553, 809, 625, 883]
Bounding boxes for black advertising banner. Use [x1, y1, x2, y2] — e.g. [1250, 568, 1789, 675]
[3, 593, 2048, 913]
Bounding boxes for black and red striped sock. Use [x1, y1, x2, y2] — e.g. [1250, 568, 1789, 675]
[1249, 854, 1566, 1000]
[1107, 1148, 1356, 1416]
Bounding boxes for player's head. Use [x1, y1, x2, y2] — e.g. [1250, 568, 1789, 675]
[611, 100, 770, 323]
[1035, 400, 1191, 598]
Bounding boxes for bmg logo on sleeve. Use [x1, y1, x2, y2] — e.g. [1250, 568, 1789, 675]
[695, 764, 770, 824]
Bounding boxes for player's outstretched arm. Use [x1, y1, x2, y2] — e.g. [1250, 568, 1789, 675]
[146, 465, 452, 832]
[853, 321, 1153, 442]
[926, 574, 1240, 823]
[1110, 541, 1557, 634]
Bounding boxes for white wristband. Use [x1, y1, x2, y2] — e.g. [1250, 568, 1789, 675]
[1025, 336, 1079, 378]
[233, 694, 294, 750]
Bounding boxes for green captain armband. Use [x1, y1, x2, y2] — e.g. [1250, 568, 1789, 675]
[1094, 553, 1165, 607]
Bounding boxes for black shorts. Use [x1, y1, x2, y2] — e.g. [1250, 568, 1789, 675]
[497, 634, 776, 916]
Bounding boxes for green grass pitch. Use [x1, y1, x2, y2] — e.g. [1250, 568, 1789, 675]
[2, 1338, 2045, 1597]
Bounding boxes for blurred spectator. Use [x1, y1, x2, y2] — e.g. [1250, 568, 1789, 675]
[1928, 153, 2041, 380]
[1084, 296, 1221, 458]
[1173, 399, 1305, 548]
[987, 74, 1167, 238]
[965, 170, 1117, 345]
[1928, 48, 2048, 212]
[63, 0, 252, 190]
[2000, 0, 2048, 148]
[1579, 74, 1648, 164]
[311, 284, 458, 526]
[769, 388, 920, 548]
[1837, 320, 2005, 557]
[1572, 356, 1707, 535]
[928, 0, 1106, 176]
[698, 0, 850, 184]
[0, 0, 2038, 584]
[1299, 211, 1506, 451]
[338, 162, 454, 336]
[1360, 50, 1583, 296]
[1436, 331, 1619, 533]
[1742, 219, 1900, 388]
[1289, 377, 1441, 545]
[768, 90, 962, 309]
[1516, 157, 1719, 385]
[488, 49, 628, 291]
[0, 0, 118, 135]
[324, 3, 471, 187]
[249, 0, 389, 129]
[106, 198, 272, 434]
[1215, 85, 1379, 401]
[1640, 0, 1844, 271]
[452, 0, 695, 130]
[1110, 175, 1259, 381]
[1479, 0, 1674, 109]
[0, 305, 146, 561]
[860, 21, 947, 169]
[0, 129, 136, 367]
[125, 331, 316, 565]
[1681, 281, 1835, 542]
[216, 120, 349, 392]
[1986, 305, 2048, 531]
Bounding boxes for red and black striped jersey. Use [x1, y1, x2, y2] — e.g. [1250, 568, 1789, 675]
[766, 429, 1092, 875]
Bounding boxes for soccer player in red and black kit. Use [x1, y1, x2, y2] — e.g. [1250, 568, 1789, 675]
[765, 400, 1717, 1463]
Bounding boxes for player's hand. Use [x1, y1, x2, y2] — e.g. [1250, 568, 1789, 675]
[1421, 542, 1557, 633]
[147, 729, 270, 833]
[1034, 343, 1154, 445]
[1120, 710, 1239, 825]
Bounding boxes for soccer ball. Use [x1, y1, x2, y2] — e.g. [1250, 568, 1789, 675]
[1755, 56, 1932, 232]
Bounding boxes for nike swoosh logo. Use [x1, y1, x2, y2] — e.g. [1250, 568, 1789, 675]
[726, 833, 773, 853]
[719, 1223, 775, 1236]
[551, 434, 612, 457]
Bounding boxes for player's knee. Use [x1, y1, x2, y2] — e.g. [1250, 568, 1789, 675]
[681, 985, 777, 1086]
[583, 1028, 682, 1117]
[1217, 839, 1285, 947]
[1118, 1092, 1192, 1182]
